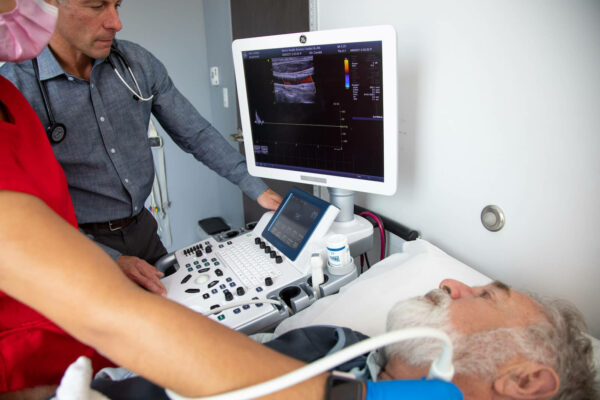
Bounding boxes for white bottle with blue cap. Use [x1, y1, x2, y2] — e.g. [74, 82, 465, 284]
[326, 234, 355, 275]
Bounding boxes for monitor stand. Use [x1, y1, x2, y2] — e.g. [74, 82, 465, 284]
[327, 187, 374, 257]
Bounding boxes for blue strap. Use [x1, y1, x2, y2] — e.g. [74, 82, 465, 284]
[366, 379, 463, 400]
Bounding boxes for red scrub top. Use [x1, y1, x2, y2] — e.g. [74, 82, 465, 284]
[0, 76, 113, 392]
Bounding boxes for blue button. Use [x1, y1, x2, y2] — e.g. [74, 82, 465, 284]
[219, 244, 224, 248]
[203, 294, 210, 299]
[219, 284, 226, 289]
[202, 258, 207, 262]
[185, 263, 191, 267]
[226, 277, 233, 282]
[243, 305, 250, 310]
[233, 308, 241, 314]
[211, 258, 217, 262]
[256, 287, 263, 292]
[229, 282, 236, 287]
[211, 289, 218, 294]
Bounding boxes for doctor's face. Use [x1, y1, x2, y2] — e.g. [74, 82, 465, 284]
[51, 0, 123, 59]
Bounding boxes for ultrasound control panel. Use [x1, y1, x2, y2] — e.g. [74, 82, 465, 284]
[161, 187, 355, 334]
[162, 233, 295, 333]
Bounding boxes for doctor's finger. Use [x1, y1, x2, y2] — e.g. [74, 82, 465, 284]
[133, 271, 167, 295]
[126, 264, 167, 295]
[133, 258, 164, 278]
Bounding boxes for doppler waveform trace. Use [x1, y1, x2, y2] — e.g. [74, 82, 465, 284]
[253, 101, 348, 151]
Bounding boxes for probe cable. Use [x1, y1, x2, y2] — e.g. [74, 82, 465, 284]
[166, 327, 454, 400]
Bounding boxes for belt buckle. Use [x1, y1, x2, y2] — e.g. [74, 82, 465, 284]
[108, 220, 122, 231]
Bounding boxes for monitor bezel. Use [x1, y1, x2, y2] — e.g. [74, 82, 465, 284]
[232, 25, 398, 196]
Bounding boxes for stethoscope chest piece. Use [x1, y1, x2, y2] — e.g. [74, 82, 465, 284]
[47, 122, 67, 144]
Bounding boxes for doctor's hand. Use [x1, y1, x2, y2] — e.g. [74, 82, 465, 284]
[116, 256, 167, 296]
[257, 188, 283, 211]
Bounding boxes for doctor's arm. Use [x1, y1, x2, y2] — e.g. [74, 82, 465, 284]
[0, 190, 325, 399]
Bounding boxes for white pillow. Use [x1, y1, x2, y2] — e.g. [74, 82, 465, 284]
[275, 239, 491, 337]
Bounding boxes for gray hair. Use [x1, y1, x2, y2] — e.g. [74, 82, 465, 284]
[528, 295, 598, 400]
[453, 295, 598, 399]
[383, 289, 597, 397]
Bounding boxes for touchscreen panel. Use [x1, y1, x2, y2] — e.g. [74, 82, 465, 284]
[262, 187, 331, 261]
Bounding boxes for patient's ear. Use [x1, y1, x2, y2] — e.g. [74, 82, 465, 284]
[493, 362, 559, 399]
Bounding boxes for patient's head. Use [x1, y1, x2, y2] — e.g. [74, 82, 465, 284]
[381, 279, 597, 400]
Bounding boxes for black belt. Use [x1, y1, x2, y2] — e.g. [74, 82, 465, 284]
[79, 215, 138, 232]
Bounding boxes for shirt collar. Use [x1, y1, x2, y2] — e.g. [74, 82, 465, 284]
[35, 46, 66, 81]
[365, 349, 385, 381]
[35, 46, 108, 81]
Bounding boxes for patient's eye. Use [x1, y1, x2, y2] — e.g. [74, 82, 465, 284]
[479, 290, 491, 298]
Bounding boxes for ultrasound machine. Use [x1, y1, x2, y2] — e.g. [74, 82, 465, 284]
[159, 25, 398, 335]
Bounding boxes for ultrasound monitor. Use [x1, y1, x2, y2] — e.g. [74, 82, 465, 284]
[232, 25, 397, 222]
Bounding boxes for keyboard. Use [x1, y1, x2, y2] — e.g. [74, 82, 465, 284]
[217, 237, 282, 287]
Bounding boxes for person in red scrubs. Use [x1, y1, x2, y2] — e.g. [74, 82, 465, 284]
[0, 1, 326, 398]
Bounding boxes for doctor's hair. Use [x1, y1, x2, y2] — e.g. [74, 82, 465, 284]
[529, 295, 598, 400]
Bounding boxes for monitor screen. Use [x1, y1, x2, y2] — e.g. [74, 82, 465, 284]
[232, 25, 397, 195]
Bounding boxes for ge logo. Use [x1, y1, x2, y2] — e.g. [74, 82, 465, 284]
[299, 35, 307, 44]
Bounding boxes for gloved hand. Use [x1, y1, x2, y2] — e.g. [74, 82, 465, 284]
[365, 379, 463, 400]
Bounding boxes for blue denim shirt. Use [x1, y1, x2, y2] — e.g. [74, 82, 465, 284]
[0, 40, 267, 227]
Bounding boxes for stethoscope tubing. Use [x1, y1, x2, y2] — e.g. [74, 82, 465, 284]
[32, 44, 153, 144]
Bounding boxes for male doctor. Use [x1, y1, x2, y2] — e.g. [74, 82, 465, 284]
[0, 0, 282, 295]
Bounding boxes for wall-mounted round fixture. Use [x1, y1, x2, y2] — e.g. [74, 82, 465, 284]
[481, 205, 505, 232]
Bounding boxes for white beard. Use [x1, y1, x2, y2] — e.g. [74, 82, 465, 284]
[384, 289, 520, 380]
[384, 289, 456, 368]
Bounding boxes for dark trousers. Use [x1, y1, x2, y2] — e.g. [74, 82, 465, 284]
[80, 208, 168, 265]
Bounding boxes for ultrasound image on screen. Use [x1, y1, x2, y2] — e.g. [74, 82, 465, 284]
[272, 56, 316, 104]
[268, 195, 320, 250]
[242, 41, 384, 182]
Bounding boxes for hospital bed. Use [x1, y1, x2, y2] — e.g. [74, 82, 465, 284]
[52, 237, 600, 399]
[274, 238, 600, 395]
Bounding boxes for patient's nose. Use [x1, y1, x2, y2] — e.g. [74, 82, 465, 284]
[439, 279, 473, 300]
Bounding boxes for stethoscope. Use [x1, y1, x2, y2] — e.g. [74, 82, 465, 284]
[32, 44, 154, 144]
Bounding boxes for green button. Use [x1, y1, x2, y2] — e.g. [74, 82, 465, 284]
[217, 315, 225, 321]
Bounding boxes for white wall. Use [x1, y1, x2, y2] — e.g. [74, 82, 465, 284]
[117, 0, 245, 251]
[317, 0, 600, 336]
